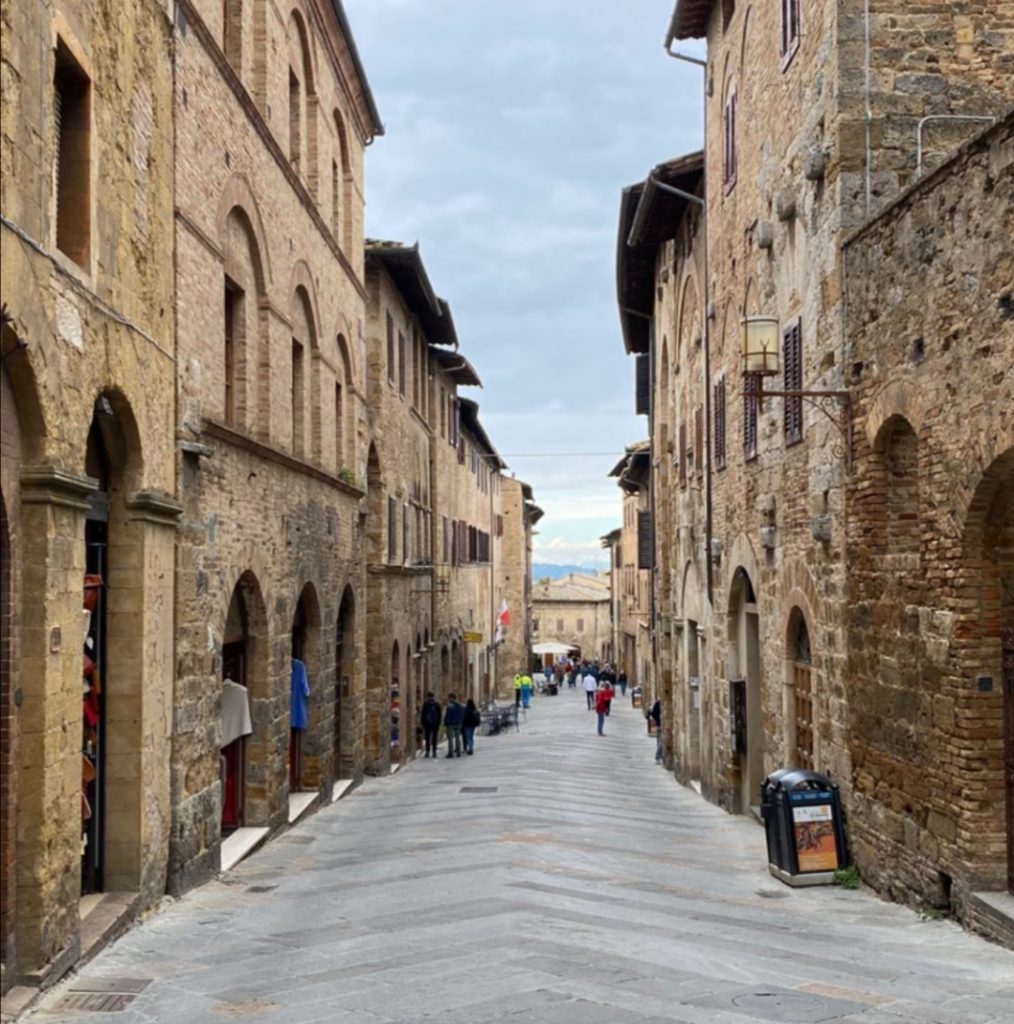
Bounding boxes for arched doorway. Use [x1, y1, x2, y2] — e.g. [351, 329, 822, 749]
[221, 572, 268, 830]
[0, 492, 12, 971]
[390, 641, 401, 762]
[82, 392, 144, 895]
[958, 448, 1014, 892]
[334, 586, 355, 782]
[729, 567, 763, 814]
[290, 584, 321, 792]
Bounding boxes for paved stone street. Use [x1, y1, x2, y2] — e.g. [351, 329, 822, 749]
[34, 690, 1014, 1024]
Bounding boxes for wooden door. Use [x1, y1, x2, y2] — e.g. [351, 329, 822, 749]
[794, 662, 814, 770]
[1003, 625, 1014, 893]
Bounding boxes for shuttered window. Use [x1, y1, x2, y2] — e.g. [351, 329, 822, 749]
[635, 353, 650, 416]
[386, 313, 395, 382]
[744, 373, 758, 462]
[678, 422, 688, 488]
[714, 376, 727, 471]
[723, 93, 736, 190]
[783, 319, 803, 446]
[637, 511, 653, 569]
[387, 497, 397, 562]
[694, 406, 703, 478]
[54, 40, 91, 265]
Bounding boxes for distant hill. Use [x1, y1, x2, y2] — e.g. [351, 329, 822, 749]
[531, 563, 606, 581]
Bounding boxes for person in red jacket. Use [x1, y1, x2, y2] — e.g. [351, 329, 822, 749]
[595, 681, 613, 736]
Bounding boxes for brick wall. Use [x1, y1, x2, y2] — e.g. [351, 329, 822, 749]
[843, 115, 1014, 921]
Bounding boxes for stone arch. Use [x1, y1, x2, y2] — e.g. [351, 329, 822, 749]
[1, 324, 47, 466]
[955, 446, 1014, 890]
[365, 443, 383, 563]
[872, 415, 920, 556]
[333, 584, 356, 781]
[390, 639, 401, 759]
[286, 5, 318, 196]
[334, 332, 354, 472]
[727, 556, 764, 812]
[676, 272, 701, 369]
[0, 489, 14, 970]
[285, 3, 316, 93]
[331, 106, 353, 251]
[217, 174, 271, 291]
[221, 569, 270, 829]
[780, 564, 821, 771]
[290, 281, 318, 461]
[864, 379, 929, 451]
[739, 5, 755, 100]
[289, 580, 321, 791]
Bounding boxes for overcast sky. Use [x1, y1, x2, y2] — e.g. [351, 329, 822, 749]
[346, 0, 704, 568]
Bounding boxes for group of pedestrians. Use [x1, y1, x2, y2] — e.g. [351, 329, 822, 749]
[419, 692, 482, 759]
[512, 671, 533, 708]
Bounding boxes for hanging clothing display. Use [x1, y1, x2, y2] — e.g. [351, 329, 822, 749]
[221, 678, 253, 747]
[290, 658, 310, 730]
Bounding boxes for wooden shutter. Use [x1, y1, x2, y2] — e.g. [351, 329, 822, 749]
[783, 320, 803, 445]
[637, 511, 654, 570]
[635, 353, 650, 415]
[744, 374, 758, 461]
[714, 377, 726, 471]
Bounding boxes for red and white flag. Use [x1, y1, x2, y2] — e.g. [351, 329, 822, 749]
[494, 599, 509, 643]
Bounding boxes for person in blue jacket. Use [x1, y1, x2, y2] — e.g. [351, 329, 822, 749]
[443, 693, 464, 758]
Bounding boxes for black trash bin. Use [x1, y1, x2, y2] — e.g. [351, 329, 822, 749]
[761, 769, 848, 887]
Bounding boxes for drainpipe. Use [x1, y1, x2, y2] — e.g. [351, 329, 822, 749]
[664, 41, 712, 608]
[864, 0, 871, 219]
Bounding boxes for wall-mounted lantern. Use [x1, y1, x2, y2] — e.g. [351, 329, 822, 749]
[740, 315, 853, 469]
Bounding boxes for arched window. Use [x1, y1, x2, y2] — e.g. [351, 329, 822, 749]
[882, 417, 920, 555]
[287, 10, 317, 194]
[332, 108, 351, 249]
[334, 333, 352, 472]
[290, 286, 316, 459]
[788, 610, 813, 769]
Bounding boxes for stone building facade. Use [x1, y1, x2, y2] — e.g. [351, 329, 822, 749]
[843, 116, 1013, 936]
[498, 478, 541, 693]
[613, 0, 1013, 937]
[168, 0, 382, 896]
[1, 0, 179, 988]
[532, 573, 612, 664]
[608, 446, 655, 691]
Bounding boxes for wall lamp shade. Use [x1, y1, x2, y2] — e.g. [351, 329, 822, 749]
[741, 316, 780, 374]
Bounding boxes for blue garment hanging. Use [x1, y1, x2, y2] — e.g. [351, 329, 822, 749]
[290, 658, 310, 730]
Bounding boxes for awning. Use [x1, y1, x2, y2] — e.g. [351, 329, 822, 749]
[532, 641, 579, 655]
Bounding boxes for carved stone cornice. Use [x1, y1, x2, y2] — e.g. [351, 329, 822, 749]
[125, 490, 184, 528]
[20, 466, 97, 511]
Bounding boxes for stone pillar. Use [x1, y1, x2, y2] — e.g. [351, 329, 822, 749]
[16, 467, 96, 977]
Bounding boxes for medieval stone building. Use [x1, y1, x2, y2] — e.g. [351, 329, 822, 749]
[0, 0, 538, 994]
[169, 0, 382, 895]
[532, 572, 612, 666]
[1, 0, 179, 988]
[613, 0, 1012, 941]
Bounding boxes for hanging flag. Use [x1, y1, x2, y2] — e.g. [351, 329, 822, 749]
[494, 598, 509, 644]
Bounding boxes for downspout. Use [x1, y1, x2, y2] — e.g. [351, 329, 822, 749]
[864, 0, 871, 219]
[664, 41, 712, 607]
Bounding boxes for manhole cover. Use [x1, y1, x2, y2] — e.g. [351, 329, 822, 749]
[246, 884, 277, 893]
[756, 888, 790, 899]
[55, 992, 137, 1012]
[460, 786, 499, 793]
[731, 991, 830, 1022]
[70, 978, 152, 994]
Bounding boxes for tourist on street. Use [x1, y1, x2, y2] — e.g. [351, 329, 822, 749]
[443, 693, 464, 757]
[462, 698, 481, 755]
[420, 691, 442, 758]
[520, 671, 533, 708]
[648, 697, 662, 763]
[514, 672, 523, 706]
[595, 683, 611, 736]
[583, 669, 597, 709]
[617, 670, 628, 697]
[600, 678, 614, 716]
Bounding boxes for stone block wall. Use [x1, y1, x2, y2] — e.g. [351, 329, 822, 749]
[843, 115, 1013, 922]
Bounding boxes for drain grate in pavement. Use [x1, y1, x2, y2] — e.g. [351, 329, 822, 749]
[55, 992, 137, 1013]
[275, 834, 315, 844]
[460, 786, 499, 794]
[70, 978, 152, 994]
[245, 884, 278, 893]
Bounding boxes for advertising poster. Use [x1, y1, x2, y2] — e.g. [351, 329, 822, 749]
[791, 803, 839, 872]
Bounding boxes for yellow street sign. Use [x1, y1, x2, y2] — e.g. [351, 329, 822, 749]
[463, 631, 483, 644]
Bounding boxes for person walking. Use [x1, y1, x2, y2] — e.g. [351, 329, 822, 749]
[583, 669, 597, 710]
[513, 672, 523, 707]
[648, 697, 662, 763]
[520, 671, 533, 709]
[462, 698, 481, 755]
[617, 670, 628, 697]
[420, 691, 442, 758]
[595, 683, 611, 736]
[601, 678, 614, 717]
[443, 693, 464, 758]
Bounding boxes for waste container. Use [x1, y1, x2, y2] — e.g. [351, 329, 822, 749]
[760, 769, 848, 887]
[631, 686, 643, 709]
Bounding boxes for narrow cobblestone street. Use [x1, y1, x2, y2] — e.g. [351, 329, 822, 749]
[34, 691, 1014, 1024]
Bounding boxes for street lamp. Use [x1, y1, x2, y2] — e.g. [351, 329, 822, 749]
[740, 315, 853, 469]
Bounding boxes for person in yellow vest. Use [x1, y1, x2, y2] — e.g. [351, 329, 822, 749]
[513, 672, 523, 707]
[520, 672, 533, 708]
